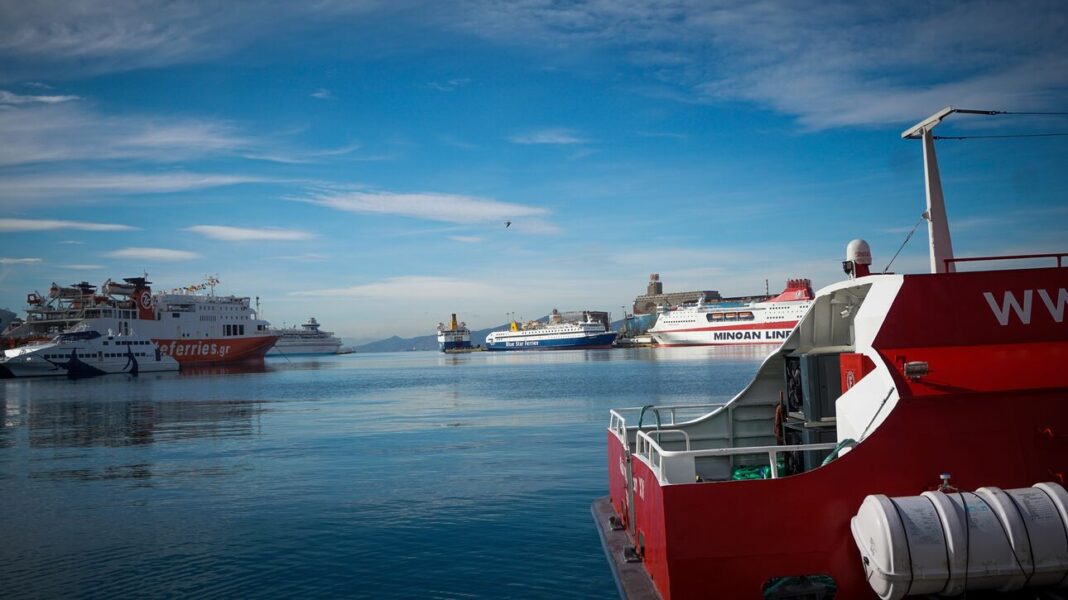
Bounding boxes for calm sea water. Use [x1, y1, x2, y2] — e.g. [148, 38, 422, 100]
[0, 347, 765, 599]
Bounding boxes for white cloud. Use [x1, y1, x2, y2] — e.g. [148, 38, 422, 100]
[510, 127, 588, 145]
[449, 235, 484, 243]
[311, 88, 335, 100]
[60, 264, 105, 270]
[105, 247, 201, 261]
[0, 172, 267, 203]
[446, 1, 1068, 130]
[185, 225, 314, 242]
[0, 218, 135, 232]
[290, 276, 501, 299]
[0, 90, 79, 105]
[303, 190, 559, 233]
[427, 78, 471, 92]
[276, 253, 330, 262]
[0, 257, 43, 265]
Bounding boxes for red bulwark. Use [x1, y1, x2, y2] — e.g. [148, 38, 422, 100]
[604, 266, 1068, 599]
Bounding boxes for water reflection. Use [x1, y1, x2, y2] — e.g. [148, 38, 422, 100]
[28, 398, 263, 448]
[1, 390, 263, 449]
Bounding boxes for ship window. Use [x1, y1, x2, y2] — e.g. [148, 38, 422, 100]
[172, 313, 180, 318]
[103, 341, 108, 345]
[239, 325, 244, 335]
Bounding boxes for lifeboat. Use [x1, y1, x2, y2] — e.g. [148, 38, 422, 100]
[103, 278, 138, 296]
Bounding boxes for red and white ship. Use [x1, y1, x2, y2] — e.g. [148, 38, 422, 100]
[6, 276, 278, 365]
[647, 279, 814, 346]
[594, 107, 1068, 599]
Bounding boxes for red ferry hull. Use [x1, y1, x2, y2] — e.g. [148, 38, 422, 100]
[152, 335, 279, 365]
[605, 266, 1068, 599]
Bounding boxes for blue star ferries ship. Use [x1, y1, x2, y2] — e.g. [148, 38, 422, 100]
[485, 310, 617, 351]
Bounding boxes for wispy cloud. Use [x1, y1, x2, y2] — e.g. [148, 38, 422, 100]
[427, 78, 471, 92]
[449, 235, 484, 243]
[290, 276, 500, 299]
[510, 127, 588, 145]
[105, 247, 201, 261]
[276, 253, 330, 262]
[185, 225, 314, 242]
[59, 240, 86, 244]
[310, 88, 335, 100]
[446, 2, 1068, 130]
[0, 218, 135, 232]
[0, 257, 43, 265]
[302, 189, 560, 233]
[0, 90, 79, 105]
[0, 172, 268, 203]
[60, 264, 105, 270]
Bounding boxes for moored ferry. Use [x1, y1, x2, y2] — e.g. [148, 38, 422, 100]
[593, 108, 1068, 599]
[6, 276, 278, 365]
[0, 325, 179, 378]
[268, 317, 345, 355]
[485, 309, 616, 351]
[436, 313, 472, 351]
[647, 279, 814, 346]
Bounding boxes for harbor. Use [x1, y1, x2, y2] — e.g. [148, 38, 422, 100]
[2, 2, 1066, 598]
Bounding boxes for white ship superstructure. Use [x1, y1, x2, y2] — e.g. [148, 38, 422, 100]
[268, 318, 344, 355]
[485, 310, 617, 351]
[649, 279, 814, 346]
[436, 313, 472, 351]
[0, 326, 179, 378]
[6, 276, 278, 365]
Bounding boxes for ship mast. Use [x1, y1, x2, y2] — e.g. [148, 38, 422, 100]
[901, 106, 999, 274]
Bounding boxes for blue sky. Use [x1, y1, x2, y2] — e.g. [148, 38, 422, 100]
[1, 0, 1066, 342]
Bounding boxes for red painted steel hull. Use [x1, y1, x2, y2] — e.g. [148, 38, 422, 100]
[605, 266, 1068, 599]
[151, 335, 279, 365]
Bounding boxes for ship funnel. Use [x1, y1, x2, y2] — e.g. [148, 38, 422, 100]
[843, 239, 872, 279]
[450, 313, 458, 331]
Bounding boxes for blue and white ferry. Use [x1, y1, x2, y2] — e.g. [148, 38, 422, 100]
[436, 313, 472, 351]
[484, 310, 617, 351]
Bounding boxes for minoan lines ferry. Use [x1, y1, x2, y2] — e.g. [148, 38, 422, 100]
[436, 313, 472, 351]
[7, 276, 278, 365]
[485, 309, 616, 351]
[647, 279, 814, 346]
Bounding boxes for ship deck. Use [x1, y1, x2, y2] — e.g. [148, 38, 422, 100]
[591, 497, 659, 600]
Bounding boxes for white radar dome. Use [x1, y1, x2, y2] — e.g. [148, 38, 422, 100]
[846, 239, 872, 265]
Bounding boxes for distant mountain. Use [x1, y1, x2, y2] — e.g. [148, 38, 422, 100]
[353, 316, 628, 353]
[354, 323, 510, 353]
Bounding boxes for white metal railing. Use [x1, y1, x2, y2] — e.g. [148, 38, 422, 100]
[634, 430, 840, 483]
[609, 404, 727, 452]
[609, 403, 728, 430]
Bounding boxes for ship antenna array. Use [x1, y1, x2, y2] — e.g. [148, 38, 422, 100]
[899, 106, 1067, 275]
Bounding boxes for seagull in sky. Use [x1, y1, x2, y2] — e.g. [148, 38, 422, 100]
[505, 221, 511, 228]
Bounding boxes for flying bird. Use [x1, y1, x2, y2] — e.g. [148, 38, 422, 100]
[505, 221, 511, 228]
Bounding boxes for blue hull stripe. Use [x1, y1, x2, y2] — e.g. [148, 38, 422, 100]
[485, 332, 617, 351]
[439, 341, 473, 351]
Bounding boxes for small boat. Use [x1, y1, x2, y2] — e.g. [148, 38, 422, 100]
[485, 309, 616, 351]
[0, 326, 179, 378]
[593, 107, 1068, 599]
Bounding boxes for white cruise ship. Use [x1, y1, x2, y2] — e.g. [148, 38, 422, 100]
[267, 318, 345, 355]
[648, 279, 814, 346]
[485, 310, 617, 351]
